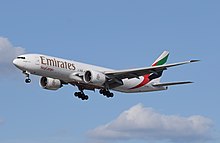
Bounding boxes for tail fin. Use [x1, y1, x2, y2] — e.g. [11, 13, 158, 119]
[149, 51, 169, 82]
[152, 51, 169, 66]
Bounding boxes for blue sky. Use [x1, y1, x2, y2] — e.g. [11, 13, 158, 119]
[0, 0, 219, 143]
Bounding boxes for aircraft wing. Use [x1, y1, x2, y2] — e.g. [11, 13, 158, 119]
[105, 60, 199, 80]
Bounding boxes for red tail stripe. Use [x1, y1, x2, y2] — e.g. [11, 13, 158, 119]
[130, 74, 150, 89]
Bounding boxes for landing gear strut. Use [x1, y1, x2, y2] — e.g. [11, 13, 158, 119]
[23, 71, 31, 83]
[74, 87, 89, 101]
[100, 89, 114, 98]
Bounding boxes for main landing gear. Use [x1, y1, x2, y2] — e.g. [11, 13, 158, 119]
[74, 91, 89, 100]
[23, 71, 31, 83]
[73, 88, 114, 101]
[99, 89, 114, 98]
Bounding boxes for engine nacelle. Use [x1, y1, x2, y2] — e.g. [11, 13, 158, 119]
[40, 77, 62, 90]
[83, 70, 106, 86]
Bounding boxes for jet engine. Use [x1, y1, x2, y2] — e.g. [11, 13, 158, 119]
[40, 77, 62, 90]
[83, 70, 106, 86]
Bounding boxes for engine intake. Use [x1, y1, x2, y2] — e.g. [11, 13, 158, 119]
[83, 70, 106, 86]
[40, 77, 62, 90]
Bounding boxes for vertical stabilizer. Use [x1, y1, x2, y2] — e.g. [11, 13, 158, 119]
[149, 51, 169, 82]
[152, 51, 169, 66]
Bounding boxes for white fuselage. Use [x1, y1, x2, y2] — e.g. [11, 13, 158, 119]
[13, 54, 167, 93]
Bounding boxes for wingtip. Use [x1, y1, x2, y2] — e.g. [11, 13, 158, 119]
[190, 60, 200, 63]
[187, 81, 194, 84]
[182, 81, 194, 84]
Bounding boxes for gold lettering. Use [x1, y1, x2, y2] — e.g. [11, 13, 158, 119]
[60, 61, 65, 68]
[68, 63, 72, 70]
[46, 59, 55, 66]
[40, 56, 46, 65]
[54, 58, 57, 67]
[57, 61, 60, 68]
[71, 63, 76, 70]
[64, 61, 67, 69]
[40, 56, 75, 71]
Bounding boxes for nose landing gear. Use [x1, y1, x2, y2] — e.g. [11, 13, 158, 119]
[25, 78, 31, 83]
[23, 71, 31, 84]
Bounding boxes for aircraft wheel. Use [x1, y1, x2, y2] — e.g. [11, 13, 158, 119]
[99, 89, 104, 94]
[106, 93, 113, 98]
[109, 93, 114, 97]
[84, 95, 89, 100]
[74, 92, 80, 97]
[25, 78, 31, 83]
[74, 92, 89, 100]
[81, 95, 89, 100]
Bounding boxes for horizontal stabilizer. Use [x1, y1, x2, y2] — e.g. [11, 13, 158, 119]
[153, 81, 193, 87]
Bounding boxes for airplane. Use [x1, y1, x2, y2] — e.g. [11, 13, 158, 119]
[13, 51, 199, 100]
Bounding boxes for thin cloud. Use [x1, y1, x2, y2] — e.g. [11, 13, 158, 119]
[1, 136, 76, 143]
[0, 37, 25, 74]
[88, 103, 214, 143]
[0, 118, 5, 125]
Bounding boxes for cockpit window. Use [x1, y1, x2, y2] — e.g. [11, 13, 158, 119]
[17, 57, 26, 59]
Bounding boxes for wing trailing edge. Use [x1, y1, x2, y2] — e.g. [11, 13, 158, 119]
[105, 60, 199, 80]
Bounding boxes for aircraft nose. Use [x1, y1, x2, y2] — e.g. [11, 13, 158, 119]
[13, 59, 18, 66]
[13, 59, 22, 69]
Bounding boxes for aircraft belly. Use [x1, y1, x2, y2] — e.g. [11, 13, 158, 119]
[113, 85, 167, 93]
[113, 78, 167, 93]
